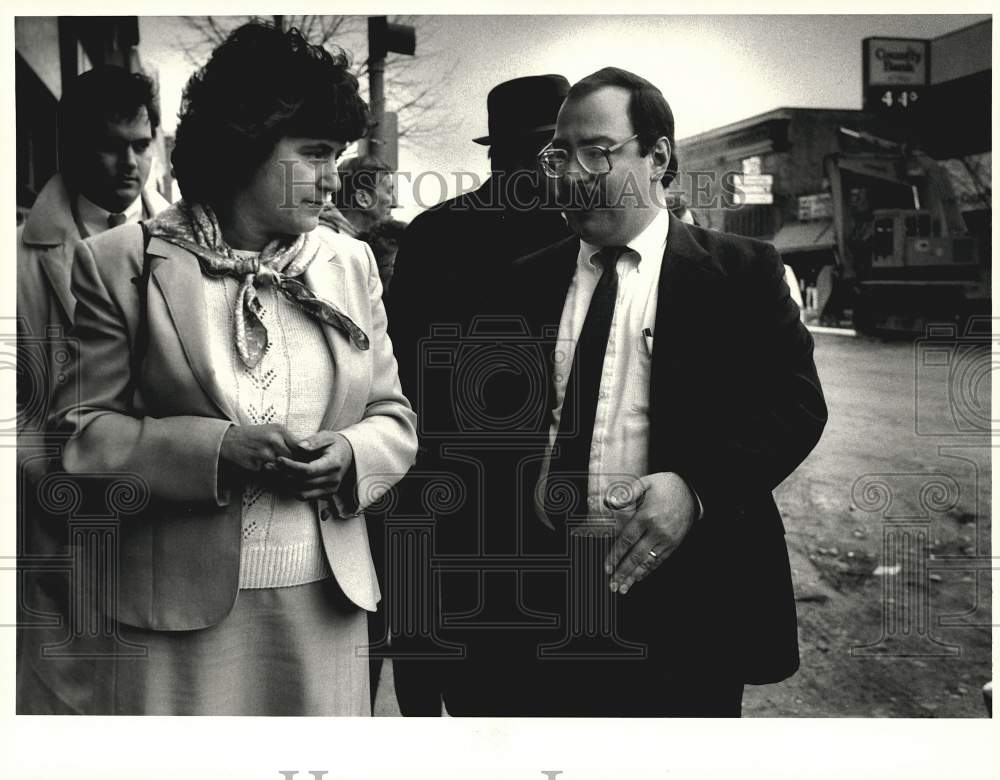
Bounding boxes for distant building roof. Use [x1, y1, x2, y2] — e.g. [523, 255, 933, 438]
[678, 107, 866, 148]
[768, 219, 836, 254]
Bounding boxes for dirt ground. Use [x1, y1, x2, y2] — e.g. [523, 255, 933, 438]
[374, 329, 993, 717]
[745, 329, 992, 717]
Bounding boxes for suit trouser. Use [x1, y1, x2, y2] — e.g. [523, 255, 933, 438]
[437, 656, 745, 717]
[393, 519, 772, 717]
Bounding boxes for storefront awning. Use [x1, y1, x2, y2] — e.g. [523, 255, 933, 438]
[769, 219, 835, 254]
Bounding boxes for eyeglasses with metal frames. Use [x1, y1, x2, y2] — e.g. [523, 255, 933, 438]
[537, 134, 640, 178]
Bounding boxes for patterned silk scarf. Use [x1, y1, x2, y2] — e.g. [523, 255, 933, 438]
[147, 201, 369, 368]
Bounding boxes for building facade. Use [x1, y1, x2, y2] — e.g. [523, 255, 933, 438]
[675, 20, 990, 329]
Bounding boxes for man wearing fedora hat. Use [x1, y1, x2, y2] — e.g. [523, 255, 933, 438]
[384, 74, 572, 715]
[388, 74, 571, 320]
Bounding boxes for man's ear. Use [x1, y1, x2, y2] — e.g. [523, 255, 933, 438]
[355, 189, 376, 210]
[649, 137, 671, 182]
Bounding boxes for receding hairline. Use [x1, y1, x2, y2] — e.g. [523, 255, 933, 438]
[553, 86, 637, 139]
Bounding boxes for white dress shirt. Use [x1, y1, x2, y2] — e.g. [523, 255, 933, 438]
[76, 192, 143, 238]
[539, 207, 669, 529]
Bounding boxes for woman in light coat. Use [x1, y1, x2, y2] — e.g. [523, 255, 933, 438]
[41, 21, 416, 715]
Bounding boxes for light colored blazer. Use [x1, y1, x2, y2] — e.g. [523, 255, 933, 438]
[16, 174, 170, 452]
[53, 223, 418, 631]
[17, 173, 170, 339]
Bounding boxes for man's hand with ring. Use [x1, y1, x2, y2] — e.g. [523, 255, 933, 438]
[603, 472, 698, 595]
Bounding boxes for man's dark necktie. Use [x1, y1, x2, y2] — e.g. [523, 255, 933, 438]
[545, 246, 624, 522]
[107, 212, 128, 229]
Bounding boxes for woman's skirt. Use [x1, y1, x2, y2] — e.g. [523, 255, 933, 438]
[17, 577, 369, 716]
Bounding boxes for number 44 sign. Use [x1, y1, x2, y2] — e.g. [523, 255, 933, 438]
[880, 88, 921, 109]
[862, 37, 929, 115]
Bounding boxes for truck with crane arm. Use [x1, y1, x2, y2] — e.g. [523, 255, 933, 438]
[818, 127, 989, 335]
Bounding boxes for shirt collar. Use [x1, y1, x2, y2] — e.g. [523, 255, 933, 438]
[76, 191, 143, 237]
[577, 206, 671, 276]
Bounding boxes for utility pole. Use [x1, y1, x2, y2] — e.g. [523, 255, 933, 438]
[366, 16, 415, 169]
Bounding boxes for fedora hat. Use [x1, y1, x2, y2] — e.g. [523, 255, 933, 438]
[473, 74, 570, 146]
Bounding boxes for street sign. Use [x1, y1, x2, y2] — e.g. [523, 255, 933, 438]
[864, 37, 928, 86]
[733, 173, 774, 205]
[739, 193, 774, 205]
[742, 156, 762, 176]
[736, 174, 773, 187]
[798, 193, 834, 220]
[862, 37, 929, 116]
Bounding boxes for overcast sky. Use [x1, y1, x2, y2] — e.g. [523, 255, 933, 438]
[138, 14, 989, 220]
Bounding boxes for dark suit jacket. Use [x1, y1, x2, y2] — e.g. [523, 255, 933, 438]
[386, 178, 571, 568]
[384, 179, 572, 713]
[387, 177, 571, 395]
[511, 214, 828, 685]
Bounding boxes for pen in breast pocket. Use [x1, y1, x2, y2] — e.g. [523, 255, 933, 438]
[642, 327, 654, 356]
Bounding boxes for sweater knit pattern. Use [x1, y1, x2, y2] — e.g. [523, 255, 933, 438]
[204, 254, 335, 589]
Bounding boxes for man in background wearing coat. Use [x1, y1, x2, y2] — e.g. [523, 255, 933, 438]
[384, 74, 572, 715]
[322, 154, 402, 294]
[16, 66, 169, 712]
[18, 66, 168, 362]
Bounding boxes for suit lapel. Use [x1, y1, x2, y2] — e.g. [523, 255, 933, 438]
[302, 249, 360, 430]
[147, 237, 240, 422]
[651, 214, 724, 365]
[22, 175, 81, 325]
[38, 243, 78, 325]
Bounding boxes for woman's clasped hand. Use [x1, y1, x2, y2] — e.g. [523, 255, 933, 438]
[220, 424, 355, 501]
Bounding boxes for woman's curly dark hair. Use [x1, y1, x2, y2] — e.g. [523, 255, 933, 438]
[172, 21, 370, 207]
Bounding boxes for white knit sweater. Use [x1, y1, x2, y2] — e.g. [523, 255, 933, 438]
[203, 255, 334, 589]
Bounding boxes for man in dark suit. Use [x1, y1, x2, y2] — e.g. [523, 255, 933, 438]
[387, 74, 572, 339]
[509, 67, 827, 716]
[384, 75, 572, 715]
